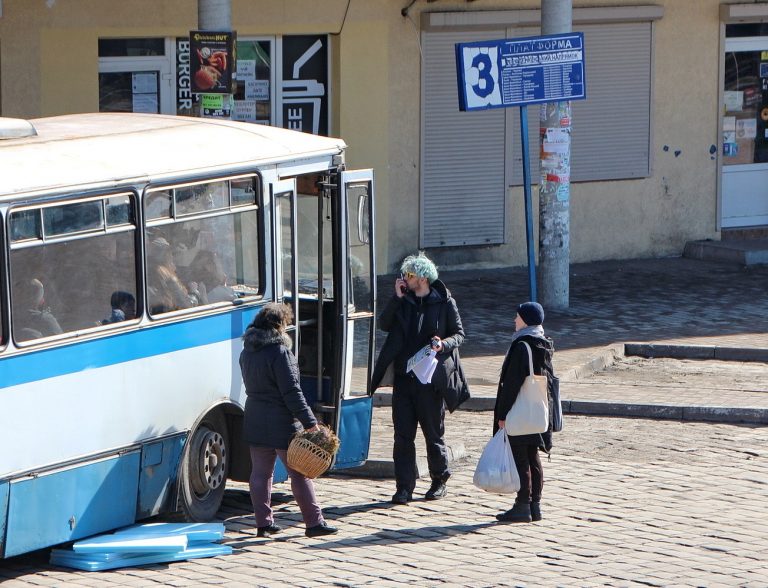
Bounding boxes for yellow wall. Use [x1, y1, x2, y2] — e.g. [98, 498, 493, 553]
[0, 0, 734, 272]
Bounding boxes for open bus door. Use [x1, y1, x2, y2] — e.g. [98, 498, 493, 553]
[273, 169, 375, 476]
[331, 169, 375, 469]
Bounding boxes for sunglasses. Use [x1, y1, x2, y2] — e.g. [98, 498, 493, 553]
[403, 271, 417, 280]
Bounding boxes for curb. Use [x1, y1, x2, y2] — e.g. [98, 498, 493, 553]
[373, 394, 768, 425]
[624, 343, 768, 363]
[564, 400, 768, 424]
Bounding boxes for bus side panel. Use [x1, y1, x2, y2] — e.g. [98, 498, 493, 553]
[0, 481, 8, 558]
[137, 434, 187, 519]
[333, 396, 373, 469]
[4, 451, 141, 558]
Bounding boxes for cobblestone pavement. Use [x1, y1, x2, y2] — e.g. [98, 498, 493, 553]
[3, 408, 767, 587]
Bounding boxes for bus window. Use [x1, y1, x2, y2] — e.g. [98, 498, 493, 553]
[145, 176, 261, 316]
[9, 194, 139, 343]
[175, 180, 228, 216]
[10, 209, 42, 242]
[43, 200, 104, 237]
[295, 175, 333, 298]
[231, 177, 257, 206]
[346, 182, 373, 313]
[145, 189, 172, 220]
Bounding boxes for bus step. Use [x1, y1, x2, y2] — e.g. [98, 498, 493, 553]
[313, 404, 336, 414]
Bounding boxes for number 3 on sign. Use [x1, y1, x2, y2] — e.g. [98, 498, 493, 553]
[462, 46, 502, 109]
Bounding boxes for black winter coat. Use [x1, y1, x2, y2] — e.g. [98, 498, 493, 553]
[493, 334, 555, 448]
[240, 326, 317, 449]
[372, 280, 464, 387]
[371, 280, 469, 410]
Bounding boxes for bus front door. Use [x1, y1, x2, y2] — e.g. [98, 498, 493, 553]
[332, 169, 375, 470]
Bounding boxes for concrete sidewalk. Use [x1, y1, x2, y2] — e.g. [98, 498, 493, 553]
[374, 257, 768, 423]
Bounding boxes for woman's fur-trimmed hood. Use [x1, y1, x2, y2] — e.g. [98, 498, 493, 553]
[242, 326, 292, 350]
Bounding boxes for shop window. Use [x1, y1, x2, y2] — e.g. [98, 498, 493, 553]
[99, 38, 166, 57]
[233, 39, 273, 124]
[723, 25, 768, 165]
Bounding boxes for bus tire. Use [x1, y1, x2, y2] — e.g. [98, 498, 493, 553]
[178, 411, 229, 521]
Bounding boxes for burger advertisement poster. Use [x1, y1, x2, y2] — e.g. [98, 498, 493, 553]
[190, 30, 236, 94]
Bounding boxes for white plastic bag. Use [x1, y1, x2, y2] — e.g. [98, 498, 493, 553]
[473, 430, 521, 494]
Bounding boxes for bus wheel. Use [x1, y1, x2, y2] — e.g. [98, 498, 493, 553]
[178, 411, 229, 521]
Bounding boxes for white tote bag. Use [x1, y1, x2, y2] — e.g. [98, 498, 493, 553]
[473, 430, 521, 494]
[503, 341, 549, 436]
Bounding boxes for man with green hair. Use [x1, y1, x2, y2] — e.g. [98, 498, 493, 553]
[372, 252, 468, 504]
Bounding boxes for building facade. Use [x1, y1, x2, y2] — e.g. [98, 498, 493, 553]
[1, 0, 767, 272]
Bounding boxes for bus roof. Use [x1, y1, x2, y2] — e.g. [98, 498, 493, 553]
[0, 113, 347, 198]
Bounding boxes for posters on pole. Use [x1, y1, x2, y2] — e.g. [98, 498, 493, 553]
[190, 30, 236, 94]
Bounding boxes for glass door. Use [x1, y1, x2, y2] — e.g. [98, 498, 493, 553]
[273, 179, 298, 351]
[341, 170, 376, 399]
[722, 32, 768, 228]
[332, 169, 375, 470]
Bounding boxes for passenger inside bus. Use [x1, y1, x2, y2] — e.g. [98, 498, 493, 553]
[101, 291, 137, 325]
[189, 250, 236, 303]
[12, 278, 63, 341]
[146, 236, 196, 314]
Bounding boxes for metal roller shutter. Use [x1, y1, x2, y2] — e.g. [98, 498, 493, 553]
[508, 22, 653, 184]
[421, 29, 507, 248]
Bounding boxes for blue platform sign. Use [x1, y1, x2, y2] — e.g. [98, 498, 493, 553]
[456, 32, 586, 112]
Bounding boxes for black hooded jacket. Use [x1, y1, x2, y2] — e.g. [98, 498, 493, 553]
[240, 326, 317, 449]
[493, 334, 555, 446]
[371, 279, 468, 410]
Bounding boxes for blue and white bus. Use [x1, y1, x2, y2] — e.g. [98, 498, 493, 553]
[0, 113, 375, 558]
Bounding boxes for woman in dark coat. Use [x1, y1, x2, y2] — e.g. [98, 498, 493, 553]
[240, 302, 338, 538]
[493, 302, 555, 523]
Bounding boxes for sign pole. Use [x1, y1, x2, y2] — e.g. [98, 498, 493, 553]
[455, 32, 585, 305]
[519, 104, 537, 303]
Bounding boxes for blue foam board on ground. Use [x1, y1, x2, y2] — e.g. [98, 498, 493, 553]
[72, 533, 187, 553]
[51, 542, 232, 571]
[114, 522, 225, 541]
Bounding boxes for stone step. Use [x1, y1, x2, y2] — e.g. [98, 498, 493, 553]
[683, 238, 768, 266]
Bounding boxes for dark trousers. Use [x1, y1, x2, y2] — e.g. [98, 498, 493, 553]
[509, 442, 543, 504]
[249, 446, 323, 528]
[392, 375, 450, 492]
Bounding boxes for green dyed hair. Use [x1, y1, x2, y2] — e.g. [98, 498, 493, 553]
[400, 252, 438, 284]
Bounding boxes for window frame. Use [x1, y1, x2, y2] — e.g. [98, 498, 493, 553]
[142, 172, 265, 320]
[6, 190, 142, 348]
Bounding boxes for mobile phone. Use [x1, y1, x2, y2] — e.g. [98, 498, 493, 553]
[398, 273, 407, 294]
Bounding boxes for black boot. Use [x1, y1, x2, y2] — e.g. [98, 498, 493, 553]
[496, 501, 532, 523]
[391, 488, 413, 504]
[425, 479, 447, 500]
[531, 502, 542, 522]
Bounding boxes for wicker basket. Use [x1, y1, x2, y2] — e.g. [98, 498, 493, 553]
[287, 436, 333, 479]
